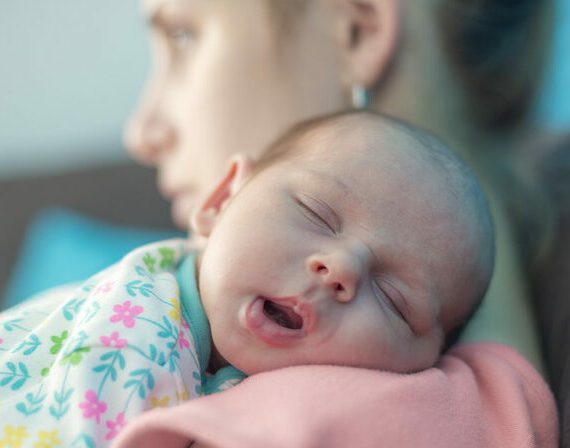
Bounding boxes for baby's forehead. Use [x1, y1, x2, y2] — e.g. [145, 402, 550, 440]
[295, 121, 437, 182]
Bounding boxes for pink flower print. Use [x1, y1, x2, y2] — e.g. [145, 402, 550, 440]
[79, 390, 107, 423]
[99, 331, 127, 348]
[110, 301, 143, 328]
[178, 330, 190, 350]
[96, 281, 115, 295]
[105, 412, 127, 440]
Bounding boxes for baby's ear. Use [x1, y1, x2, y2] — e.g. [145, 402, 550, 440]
[190, 154, 254, 237]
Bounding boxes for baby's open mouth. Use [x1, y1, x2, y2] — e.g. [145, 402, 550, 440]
[263, 299, 303, 330]
[243, 296, 313, 346]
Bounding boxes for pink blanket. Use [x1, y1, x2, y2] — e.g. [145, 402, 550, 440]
[112, 342, 558, 447]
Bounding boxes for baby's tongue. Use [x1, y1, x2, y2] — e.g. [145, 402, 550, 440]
[263, 300, 303, 330]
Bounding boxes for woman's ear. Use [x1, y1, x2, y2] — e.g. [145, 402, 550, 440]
[191, 154, 254, 237]
[335, 0, 400, 88]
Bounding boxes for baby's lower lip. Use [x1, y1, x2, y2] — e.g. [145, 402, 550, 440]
[242, 296, 311, 347]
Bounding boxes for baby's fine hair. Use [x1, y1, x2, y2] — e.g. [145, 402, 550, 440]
[255, 110, 495, 350]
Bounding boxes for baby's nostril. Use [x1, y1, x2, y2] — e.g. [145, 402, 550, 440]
[312, 261, 328, 274]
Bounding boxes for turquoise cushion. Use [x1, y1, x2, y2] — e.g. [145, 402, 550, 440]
[2, 208, 183, 309]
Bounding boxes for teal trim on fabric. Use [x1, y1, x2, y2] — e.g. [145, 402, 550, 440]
[176, 252, 211, 373]
[203, 366, 247, 395]
[176, 251, 247, 392]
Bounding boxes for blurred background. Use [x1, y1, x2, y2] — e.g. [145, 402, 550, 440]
[0, 0, 180, 308]
[0, 0, 147, 178]
[0, 0, 569, 307]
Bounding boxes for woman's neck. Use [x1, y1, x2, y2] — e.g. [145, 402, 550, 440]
[368, 0, 523, 174]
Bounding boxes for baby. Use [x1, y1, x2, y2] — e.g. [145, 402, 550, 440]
[0, 111, 494, 446]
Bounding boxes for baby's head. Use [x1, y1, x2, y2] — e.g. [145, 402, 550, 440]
[191, 111, 494, 375]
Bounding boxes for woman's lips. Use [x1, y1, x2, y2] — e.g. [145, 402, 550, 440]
[243, 296, 314, 347]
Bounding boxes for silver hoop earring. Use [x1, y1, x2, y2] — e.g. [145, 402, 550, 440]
[351, 85, 370, 109]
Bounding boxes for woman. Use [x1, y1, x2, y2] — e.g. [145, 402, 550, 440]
[121, 0, 556, 445]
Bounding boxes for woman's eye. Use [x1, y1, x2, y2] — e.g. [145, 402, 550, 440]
[297, 200, 335, 234]
[165, 26, 196, 52]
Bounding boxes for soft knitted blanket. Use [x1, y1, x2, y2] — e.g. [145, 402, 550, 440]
[112, 342, 558, 448]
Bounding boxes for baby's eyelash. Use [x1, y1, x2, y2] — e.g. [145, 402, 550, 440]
[372, 280, 406, 322]
[296, 199, 336, 233]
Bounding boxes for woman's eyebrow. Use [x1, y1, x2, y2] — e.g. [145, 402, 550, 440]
[147, 2, 193, 28]
[147, 8, 166, 28]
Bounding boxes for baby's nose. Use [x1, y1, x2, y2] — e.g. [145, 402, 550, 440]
[307, 252, 361, 303]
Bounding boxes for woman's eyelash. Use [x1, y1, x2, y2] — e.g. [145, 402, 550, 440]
[156, 22, 196, 52]
[167, 27, 195, 49]
[296, 199, 335, 233]
[167, 26, 193, 42]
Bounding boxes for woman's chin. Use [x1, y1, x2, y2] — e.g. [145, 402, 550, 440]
[171, 196, 197, 230]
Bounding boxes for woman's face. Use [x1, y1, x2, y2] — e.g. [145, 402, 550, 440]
[126, 0, 349, 228]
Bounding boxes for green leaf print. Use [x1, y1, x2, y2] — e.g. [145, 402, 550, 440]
[61, 347, 91, 366]
[159, 247, 176, 269]
[50, 330, 69, 354]
[143, 253, 157, 273]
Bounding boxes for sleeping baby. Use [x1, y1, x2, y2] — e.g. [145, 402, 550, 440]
[0, 111, 494, 446]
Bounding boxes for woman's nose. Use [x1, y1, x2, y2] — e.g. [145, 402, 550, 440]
[124, 109, 177, 166]
[306, 251, 362, 303]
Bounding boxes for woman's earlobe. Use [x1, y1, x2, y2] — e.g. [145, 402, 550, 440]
[341, 0, 400, 88]
[190, 154, 255, 237]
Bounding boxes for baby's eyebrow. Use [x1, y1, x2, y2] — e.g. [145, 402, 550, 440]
[300, 168, 354, 199]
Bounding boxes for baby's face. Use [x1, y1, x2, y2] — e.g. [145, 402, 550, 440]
[198, 129, 473, 374]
